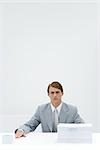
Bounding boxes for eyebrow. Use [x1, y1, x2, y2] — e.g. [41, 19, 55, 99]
[50, 91, 60, 93]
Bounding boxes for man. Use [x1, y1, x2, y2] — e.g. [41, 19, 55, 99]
[15, 81, 84, 138]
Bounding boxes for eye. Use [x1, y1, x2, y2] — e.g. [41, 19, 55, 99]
[56, 91, 60, 94]
[50, 91, 60, 94]
[51, 92, 54, 94]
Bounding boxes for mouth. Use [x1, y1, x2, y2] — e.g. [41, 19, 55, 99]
[54, 98, 58, 100]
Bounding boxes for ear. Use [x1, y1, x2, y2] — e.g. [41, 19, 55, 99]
[61, 92, 64, 96]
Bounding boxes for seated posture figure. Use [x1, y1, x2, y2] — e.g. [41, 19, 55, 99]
[15, 81, 84, 138]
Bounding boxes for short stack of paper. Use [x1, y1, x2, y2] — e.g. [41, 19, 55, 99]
[57, 123, 92, 143]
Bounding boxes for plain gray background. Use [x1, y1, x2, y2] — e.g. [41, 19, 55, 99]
[0, 0, 99, 132]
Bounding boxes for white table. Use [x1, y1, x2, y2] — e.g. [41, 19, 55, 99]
[0, 132, 100, 150]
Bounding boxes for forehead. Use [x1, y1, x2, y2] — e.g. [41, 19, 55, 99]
[49, 86, 61, 91]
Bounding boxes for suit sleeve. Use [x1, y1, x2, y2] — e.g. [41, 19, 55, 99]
[18, 106, 41, 133]
[73, 107, 84, 123]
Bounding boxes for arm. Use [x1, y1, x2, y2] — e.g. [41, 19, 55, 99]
[73, 107, 84, 123]
[15, 106, 41, 138]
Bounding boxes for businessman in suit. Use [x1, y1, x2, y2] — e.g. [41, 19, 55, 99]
[15, 81, 84, 138]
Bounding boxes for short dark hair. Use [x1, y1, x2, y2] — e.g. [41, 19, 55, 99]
[47, 81, 63, 93]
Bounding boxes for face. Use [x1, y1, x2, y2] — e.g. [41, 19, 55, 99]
[48, 86, 63, 106]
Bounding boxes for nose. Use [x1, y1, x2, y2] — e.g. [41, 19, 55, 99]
[53, 92, 57, 96]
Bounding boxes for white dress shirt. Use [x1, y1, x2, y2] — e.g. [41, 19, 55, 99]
[50, 102, 62, 115]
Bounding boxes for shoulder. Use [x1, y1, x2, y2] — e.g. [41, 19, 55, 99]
[62, 102, 77, 112]
[37, 103, 50, 111]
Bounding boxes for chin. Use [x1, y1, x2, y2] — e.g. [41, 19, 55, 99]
[54, 99, 58, 101]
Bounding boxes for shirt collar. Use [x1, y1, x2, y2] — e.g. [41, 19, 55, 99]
[50, 102, 62, 114]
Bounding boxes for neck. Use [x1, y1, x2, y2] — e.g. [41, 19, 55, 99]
[52, 101, 61, 108]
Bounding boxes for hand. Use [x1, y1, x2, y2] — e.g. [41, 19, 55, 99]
[15, 130, 26, 138]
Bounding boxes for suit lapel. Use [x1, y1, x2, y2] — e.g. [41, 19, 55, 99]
[45, 103, 69, 131]
[59, 103, 69, 123]
[45, 104, 52, 132]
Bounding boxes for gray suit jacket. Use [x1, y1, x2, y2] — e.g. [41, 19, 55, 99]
[19, 102, 84, 133]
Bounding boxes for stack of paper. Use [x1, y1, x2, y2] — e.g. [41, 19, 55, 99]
[57, 123, 92, 143]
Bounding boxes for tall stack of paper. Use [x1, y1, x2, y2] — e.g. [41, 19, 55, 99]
[57, 123, 92, 143]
